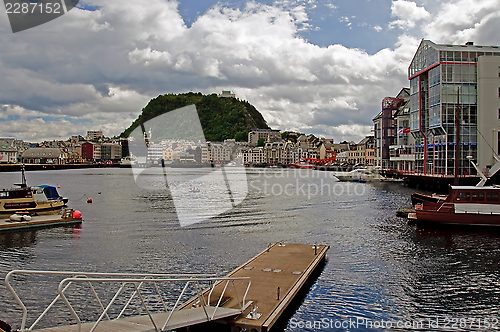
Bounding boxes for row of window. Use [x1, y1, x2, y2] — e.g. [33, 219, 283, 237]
[456, 191, 500, 202]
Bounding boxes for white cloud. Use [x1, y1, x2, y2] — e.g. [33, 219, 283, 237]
[0, 0, 498, 144]
[389, 0, 431, 29]
[422, 0, 500, 44]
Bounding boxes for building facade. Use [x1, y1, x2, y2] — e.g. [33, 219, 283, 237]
[248, 129, 281, 146]
[408, 39, 500, 176]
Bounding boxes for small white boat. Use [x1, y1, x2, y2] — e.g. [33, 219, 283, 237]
[333, 168, 385, 182]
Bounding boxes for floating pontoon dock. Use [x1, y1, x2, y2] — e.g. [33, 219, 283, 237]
[182, 242, 329, 332]
[0, 209, 82, 233]
[5, 242, 328, 332]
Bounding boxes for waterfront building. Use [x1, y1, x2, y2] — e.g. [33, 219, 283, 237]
[162, 146, 174, 161]
[81, 142, 101, 162]
[408, 39, 500, 175]
[319, 141, 335, 160]
[248, 129, 281, 146]
[209, 142, 231, 163]
[373, 88, 411, 169]
[147, 142, 165, 164]
[22, 148, 65, 164]
[0, 145, 17, 163]
[101, 143, 122, 162]
[356, 136, 375, 166]
[336, 151, 348, 164]
[263, 141, 285, 164]
[331, 142, 350, 154]
[390, 91, 415, 172]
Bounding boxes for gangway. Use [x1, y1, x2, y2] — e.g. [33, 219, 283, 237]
[5, 270, 252, 332]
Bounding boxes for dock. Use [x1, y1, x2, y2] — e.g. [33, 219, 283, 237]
[5, 242, 328, 332]
[181, 242, 329, 332]
[0, 209, 82, 233]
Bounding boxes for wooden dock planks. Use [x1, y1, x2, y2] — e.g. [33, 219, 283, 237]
[182, 242, 329, 332]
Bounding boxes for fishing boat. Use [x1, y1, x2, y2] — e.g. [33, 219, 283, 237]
[0, 166, 67, 217]
[413, 157, 500, 226]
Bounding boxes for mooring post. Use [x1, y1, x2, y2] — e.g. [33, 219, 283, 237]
[277, 287, 280, 300]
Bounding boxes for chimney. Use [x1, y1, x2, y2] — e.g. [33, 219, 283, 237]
[465, 41, 474, 46]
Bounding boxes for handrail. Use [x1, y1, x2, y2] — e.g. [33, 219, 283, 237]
[5, 270, 251, 332]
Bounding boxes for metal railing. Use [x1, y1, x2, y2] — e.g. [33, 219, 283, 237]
[5, 270, 251, 332]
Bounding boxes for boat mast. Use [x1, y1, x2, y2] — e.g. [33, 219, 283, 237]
[454, 88, 461, 186]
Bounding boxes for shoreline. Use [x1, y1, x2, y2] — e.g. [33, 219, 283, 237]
[0, 163, 130, 172]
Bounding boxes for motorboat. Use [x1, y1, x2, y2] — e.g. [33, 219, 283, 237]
[0, 166, 67, 217]
[412, 157, 500, 226]
[333, 168, 385, 182]
[414, 185, 500, 226]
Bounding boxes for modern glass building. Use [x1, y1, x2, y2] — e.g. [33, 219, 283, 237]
[409, 40, 500, 176]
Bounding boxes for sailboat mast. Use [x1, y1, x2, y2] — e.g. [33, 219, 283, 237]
[454, 88, 461, 186]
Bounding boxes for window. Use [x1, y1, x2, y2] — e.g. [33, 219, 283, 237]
[456, 192, 471, 201]
[486, 192, 499, 201]
[472, 192, 484, 201]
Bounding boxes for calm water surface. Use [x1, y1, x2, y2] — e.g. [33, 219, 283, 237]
[1, 167, 500, 331]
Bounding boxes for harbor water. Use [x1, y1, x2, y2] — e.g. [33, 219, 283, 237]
[1, 167, 500, 331]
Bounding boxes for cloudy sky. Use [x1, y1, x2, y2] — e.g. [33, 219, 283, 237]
[0, 0, 499, 143]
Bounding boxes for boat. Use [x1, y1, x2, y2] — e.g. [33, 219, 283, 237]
[414, 185, 500, 226]
[189, 188, 200, 193]
[0, 166, 67, 217]
[413, 157, 500, 226]
[290, 159, 314, 169]
[333, 168, 385, 182]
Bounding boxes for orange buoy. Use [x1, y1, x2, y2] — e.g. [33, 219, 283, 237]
[87, 198, 92, 203]
[73, 210, 82, 219]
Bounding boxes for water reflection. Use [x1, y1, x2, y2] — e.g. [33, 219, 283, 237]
[0, 231, 38, 249]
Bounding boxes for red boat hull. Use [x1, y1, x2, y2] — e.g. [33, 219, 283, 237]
[415, 210, 500, 226]
[289, 164, 313, 169]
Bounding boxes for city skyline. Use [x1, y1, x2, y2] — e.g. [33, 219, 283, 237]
[0, 0, 498, 143]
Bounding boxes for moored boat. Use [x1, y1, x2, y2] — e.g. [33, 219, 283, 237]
[290, 159, 314, 169]
[333, 168, 386, 182]
[0, 166, 67, 217]
[412, 157, 500, 226]
[414, 185, 500, 226]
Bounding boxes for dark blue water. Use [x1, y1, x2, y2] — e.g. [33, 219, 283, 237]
[1, 167, 500, 331]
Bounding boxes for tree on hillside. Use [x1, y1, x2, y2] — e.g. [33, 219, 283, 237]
[234, 131, 248, 142]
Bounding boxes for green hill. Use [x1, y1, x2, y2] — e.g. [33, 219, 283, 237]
[120, 92, 269, 142]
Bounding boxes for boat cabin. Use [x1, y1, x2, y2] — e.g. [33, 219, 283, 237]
[449, 186, 500, 204]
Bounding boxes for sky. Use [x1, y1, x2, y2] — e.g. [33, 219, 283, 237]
[0, 0, 499, 143]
